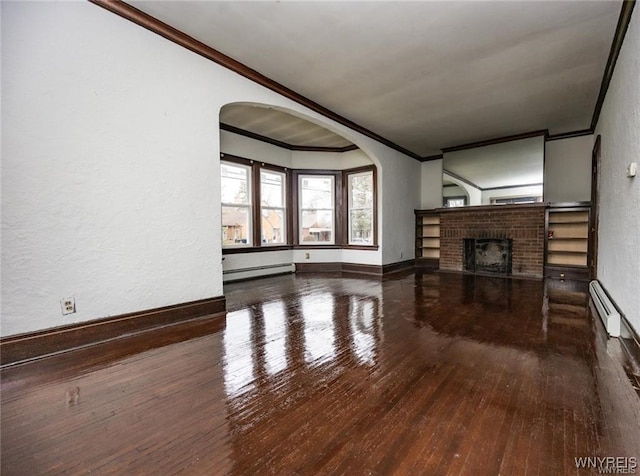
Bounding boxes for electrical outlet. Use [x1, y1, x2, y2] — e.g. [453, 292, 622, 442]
[305, 252, 310, 259]
[61, 297, 76, 315]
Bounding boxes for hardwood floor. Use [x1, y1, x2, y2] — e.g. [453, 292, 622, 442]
[2, 272, 639, 475]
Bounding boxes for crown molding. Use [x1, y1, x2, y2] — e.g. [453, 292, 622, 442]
[546, 129, 594, 142]
[441, 130, 548, 154]
[88, 0, 423, 161]
[220, 123, 358, 153]
[591, 0, 636, 131]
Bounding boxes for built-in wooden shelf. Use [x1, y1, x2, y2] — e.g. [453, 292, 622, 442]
[545, 205, 591, 280]
[415, 211, 440, 268]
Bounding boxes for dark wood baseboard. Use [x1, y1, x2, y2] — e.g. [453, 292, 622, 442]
[544, 265, 590, 281]
[0, 296, 226, 367]
[295, 259, 416, 277]
[295, 262, 343, 273]
[382, 259, 416, 275]
[415, 258, 440, 270]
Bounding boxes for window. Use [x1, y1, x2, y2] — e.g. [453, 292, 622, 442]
[220, 154, 377, 252]
[347, 170, 374, 245]
[299, 175, 335, 244]
[260, 169, 286, 245]
[221, 161, 252, 247]
[444, 196, 467, 208]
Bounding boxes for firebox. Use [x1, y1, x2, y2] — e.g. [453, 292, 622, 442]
[464, 238, 513, 275]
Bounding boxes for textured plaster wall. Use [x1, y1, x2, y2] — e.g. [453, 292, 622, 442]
[594, 10, 640, 334]
[1, 2, 420, 336]
[544, 135, 593, 203]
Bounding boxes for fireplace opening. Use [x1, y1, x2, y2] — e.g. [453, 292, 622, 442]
[464, 238, 512, 275]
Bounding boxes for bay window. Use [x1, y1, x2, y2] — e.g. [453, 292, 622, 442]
[220, 153, 376, 253]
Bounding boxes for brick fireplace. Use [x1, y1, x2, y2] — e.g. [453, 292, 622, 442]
[439, 204, 545, 278]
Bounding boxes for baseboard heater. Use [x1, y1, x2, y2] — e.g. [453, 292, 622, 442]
[589, 280, 621, 337]
[223, 263, 294, 280]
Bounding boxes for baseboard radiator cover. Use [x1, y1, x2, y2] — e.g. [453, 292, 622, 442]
[589, 280, 621, 337]
[223, 263, 294, 282]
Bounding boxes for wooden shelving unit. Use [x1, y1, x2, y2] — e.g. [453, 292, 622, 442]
[545, 205, 591, 280]
[415, 211, 440, 269]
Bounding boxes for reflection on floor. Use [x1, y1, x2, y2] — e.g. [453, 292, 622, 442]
[2, 272, 639, 475]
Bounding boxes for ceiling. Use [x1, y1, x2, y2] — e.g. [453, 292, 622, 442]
[129, 1, 621, 157]
[220, 105, 354, 148]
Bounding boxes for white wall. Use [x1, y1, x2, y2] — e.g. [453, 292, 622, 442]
[292, 149, 371, 170]
[593, 10, 640, 334]
[1, 2, 420, 336]
[420, 160, 443, 209]
[544, 135, 593, 203]
[220, 130, 292, 168]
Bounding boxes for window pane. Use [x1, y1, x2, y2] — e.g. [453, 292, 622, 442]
[222, 206, 251, 246]
[221, 163, 250, 205]
[261, 209, 285, 245]
[300, 177, 333, 209]
[350, 173, 373, 208]
[300, 210, 333, 243]
[261, 171, 284, 208]
[350, 209, 373, 244]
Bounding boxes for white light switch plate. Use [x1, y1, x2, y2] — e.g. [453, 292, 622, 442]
[627, 162, 637, 177]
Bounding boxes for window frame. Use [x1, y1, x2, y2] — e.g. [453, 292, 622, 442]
[259, 166, 288, 246]
[221, 158, 254, 248]
[221, 154, 292, 254]
[294, 171, 341, 246]
[344, 166, 377, 247]
[221, 154, 378, 254]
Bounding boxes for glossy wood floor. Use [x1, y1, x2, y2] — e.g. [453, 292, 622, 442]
[2, 272, 639, 475]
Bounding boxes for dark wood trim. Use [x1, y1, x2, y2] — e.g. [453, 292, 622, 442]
[382, 259, 416, 275]
[292, 170, 343, 246]
[0, 296, 226, 367]
[443, 184, 460, 189]
[433, 202, 547, 213]
[546, 129, 594, 142]
[590, 135, 601, 279]
[295, 259, 415, 276]
[591, 0, 637, 131]
[544, 266, 590, 281]
[421, 154, 444, 162]
[220, 122, 358, 153]
[415, 257, 440, 270]
[295, 262, 343, 273]
[441, 130, 548, 153]
[221, 123, 295, 151]
[221, 153, 292, 248]
[343, 165, 378, 247]
[442, 169, 482, 190]
[342, 263, 383, 276]
[88, 0, 422, 161]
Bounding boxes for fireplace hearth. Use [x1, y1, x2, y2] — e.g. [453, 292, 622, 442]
[464, 238, 512, 275]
